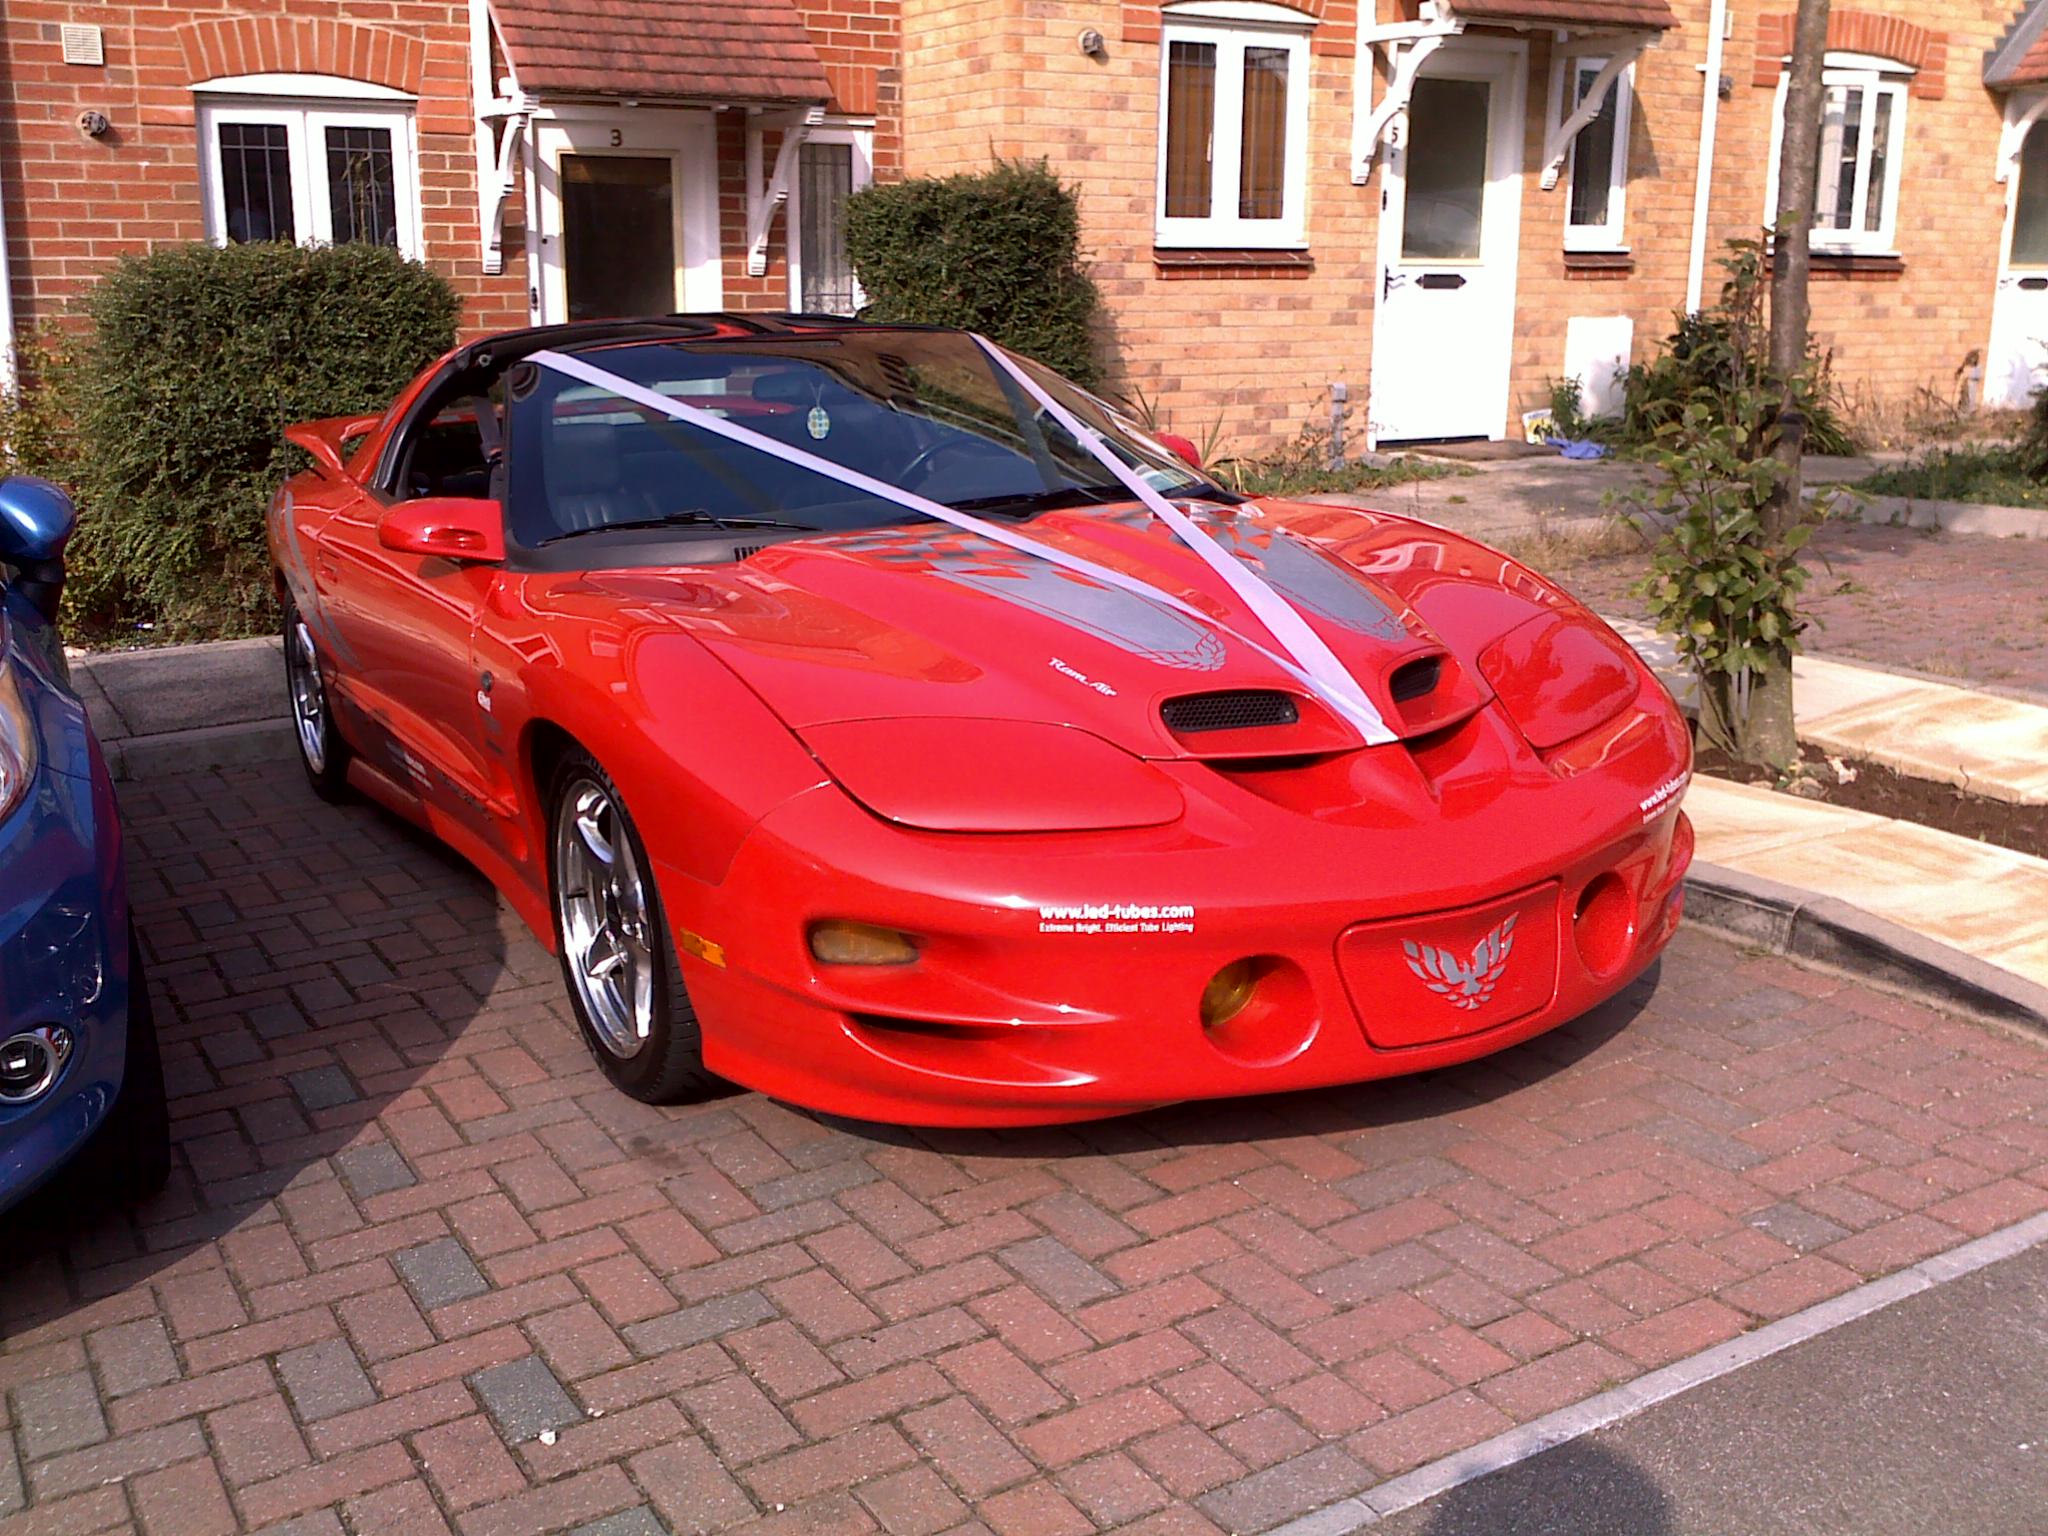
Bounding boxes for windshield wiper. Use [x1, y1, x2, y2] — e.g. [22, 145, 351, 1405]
[946, 483, 1134, 516]
[540, 511, 823, 545]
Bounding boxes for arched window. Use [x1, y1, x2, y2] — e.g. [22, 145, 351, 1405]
[195, 74, 422, 258]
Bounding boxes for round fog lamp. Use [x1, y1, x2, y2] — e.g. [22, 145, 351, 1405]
[809, 921, 918, 966]
[1200, 961, 1261, 1031]
[0, 1026, 72, 1104]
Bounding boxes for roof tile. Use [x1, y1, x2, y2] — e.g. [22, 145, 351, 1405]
[494, 0, 830, 103]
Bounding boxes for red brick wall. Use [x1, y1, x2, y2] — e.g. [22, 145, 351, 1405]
[1, 2, 527, 337]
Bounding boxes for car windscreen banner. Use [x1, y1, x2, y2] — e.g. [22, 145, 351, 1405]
[528, 346, 1396, 747]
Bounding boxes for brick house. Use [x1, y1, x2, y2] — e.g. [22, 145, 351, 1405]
[5, 1, 2048, 449]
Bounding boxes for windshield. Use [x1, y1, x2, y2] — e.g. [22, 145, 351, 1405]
[502, 331, 1219, 549]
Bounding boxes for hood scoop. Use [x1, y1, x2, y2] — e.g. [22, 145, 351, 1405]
[1161, 689, 1300, 734]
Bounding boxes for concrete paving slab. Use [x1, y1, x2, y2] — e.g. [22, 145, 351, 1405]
[71, 635, 284, 737]
[1679, 777, 1872, 862]
[1681, 775, 2048, 988]
[1793, 657, 2048, 804]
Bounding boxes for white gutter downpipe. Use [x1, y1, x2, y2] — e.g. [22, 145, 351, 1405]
[1685, 0, 1729, 313]
[0, 155, 15, 394]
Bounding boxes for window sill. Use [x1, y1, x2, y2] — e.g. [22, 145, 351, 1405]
[1810, 249, 1904, 279]
[1153, 247, 1314, 278]
[1563, 249, 1634, 276]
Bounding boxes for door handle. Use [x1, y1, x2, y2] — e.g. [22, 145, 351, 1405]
[1383, 269, 1408, 299]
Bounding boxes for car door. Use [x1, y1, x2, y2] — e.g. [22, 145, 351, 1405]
[314, 402, 504, 828]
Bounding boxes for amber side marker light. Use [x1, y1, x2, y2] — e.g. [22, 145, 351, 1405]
[810, 921, 919, 966]
[1200, 960, 1262, 1031]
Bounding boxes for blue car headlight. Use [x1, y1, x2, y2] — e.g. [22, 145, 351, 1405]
[0, 660, 38, 821]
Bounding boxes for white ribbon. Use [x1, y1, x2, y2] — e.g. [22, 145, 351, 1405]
[528, 346, 1395, 746]
[972, 337, 1391, 744]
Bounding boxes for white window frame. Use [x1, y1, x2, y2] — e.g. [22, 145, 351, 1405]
[1550, 53, 1632, 252]
[786, 122, 874, 315]
[1155, 9, 1312, 249]
[197, 76, 422, 258]
[1764, 52, 1910, 257]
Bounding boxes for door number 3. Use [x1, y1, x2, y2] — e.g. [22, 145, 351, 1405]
[609, 128, 623, 147]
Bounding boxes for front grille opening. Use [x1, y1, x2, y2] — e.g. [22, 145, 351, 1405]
[1162, 689, 1301, 735]
[1389, 655, 1443, 704]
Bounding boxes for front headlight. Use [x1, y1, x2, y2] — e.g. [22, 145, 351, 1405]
[800, 717, 1183, 833]
[0, 661, 39, 822]
[1478, 612, 1644, 751]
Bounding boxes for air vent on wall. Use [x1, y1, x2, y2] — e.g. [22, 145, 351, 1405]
[60, 24, 105, 66]
[1161, 690, 1300, 734]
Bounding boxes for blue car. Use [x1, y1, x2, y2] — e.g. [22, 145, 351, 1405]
[0, 475, 166, 1217]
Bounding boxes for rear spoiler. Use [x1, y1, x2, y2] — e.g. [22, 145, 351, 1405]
[283, 413, 383, 482]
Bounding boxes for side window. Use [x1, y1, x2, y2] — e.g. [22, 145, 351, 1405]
[1766, 55, 1909, 255]
[197, 78, 422, 257]
[1555, 56, 1631, 251]
[1155, 15, 1310, 249]
[790, 128, 874, 316]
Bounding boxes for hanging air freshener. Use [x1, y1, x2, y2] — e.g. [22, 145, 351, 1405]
[807, 405, 831, 440]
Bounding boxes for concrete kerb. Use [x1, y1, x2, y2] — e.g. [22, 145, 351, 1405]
[1683, 860, 2048, 1040]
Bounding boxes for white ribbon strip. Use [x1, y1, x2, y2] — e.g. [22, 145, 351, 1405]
[528, 346, 1394, 746]
[973, 336, 1391, 744]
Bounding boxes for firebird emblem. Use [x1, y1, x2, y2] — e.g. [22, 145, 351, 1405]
[1403, 916, 1517, 1010]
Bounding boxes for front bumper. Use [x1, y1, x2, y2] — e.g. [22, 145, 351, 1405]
[0, 738, 130, 1213]
[655, 703, 1695, 1126]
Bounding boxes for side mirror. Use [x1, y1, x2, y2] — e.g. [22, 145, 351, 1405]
[1156, 432, 1203, 471]
[377, 497, 506, 563]
[0, 476, 78, 622]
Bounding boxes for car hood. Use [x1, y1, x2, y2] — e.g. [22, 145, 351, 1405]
[576, 499, 1583, 761]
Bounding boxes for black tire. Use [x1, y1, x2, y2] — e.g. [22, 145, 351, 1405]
[283, 597, 351, 802]
[547, 748, 711, 1103]
[81, 928, 171, 1205]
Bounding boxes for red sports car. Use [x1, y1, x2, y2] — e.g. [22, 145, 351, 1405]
[269, 315, 1691, 1127]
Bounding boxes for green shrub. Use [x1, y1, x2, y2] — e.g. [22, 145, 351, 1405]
[56, 241, 459, 641]
[1615, 245, 1856, 457]
[845, 159, 1102, 384]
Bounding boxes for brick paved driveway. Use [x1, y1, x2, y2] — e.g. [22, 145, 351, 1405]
[1544, 521, 2048, 696]
[5, 767, 2047, 1536]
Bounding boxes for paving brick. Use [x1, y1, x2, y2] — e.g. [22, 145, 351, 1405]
[393, 1239, 490, 1310]
[289, 1066, 361, 1112]
[9, 771, 2045, 1536]
[566, 1510, 669, 1536]
[336, 1142, 417, 1200]
[15, 1372, 109, 1459]
[276, 1338, 377, 1422]
[1198, 1444, 1373, 1533]
[469, 1356, 582, 1443]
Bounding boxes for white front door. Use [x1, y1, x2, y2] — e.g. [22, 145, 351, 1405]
[1987, 98, 2048, 408]
[1370, 44, 1525, 444]
[531, 110, 721, 324]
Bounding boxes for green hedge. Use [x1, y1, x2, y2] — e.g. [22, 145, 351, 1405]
[52, 241, 460, 641]
[844, 159, 1103, 384]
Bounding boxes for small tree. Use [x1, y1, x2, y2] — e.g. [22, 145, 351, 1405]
[844, 159, 1102, 383]
[1631, 0, 1832, 776]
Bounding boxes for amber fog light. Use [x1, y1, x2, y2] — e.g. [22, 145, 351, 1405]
[809, 921, 918, 966]
[1200, 960, 1261, 1030]
[1199, 957, 1317, 1067]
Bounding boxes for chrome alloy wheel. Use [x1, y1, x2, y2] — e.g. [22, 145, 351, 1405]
[554, 779, 656, 1058]
[289, 619, 328, 773]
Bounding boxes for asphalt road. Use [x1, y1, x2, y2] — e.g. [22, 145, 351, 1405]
[1376, 1243, 2048, 1536]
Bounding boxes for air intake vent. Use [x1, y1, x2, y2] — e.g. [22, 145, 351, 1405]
[1390, 655, 1442, 704]
[1161, 690, 1300, 734]
[732, 543, 768, 561]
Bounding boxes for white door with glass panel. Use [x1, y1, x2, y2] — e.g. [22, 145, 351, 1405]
[1989, 100, 2048, 407]
[1370, 46, 1525, 444]
[533, 113, 720, 323]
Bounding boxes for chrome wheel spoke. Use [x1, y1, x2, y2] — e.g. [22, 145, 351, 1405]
[554, 775, 656, 1061]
